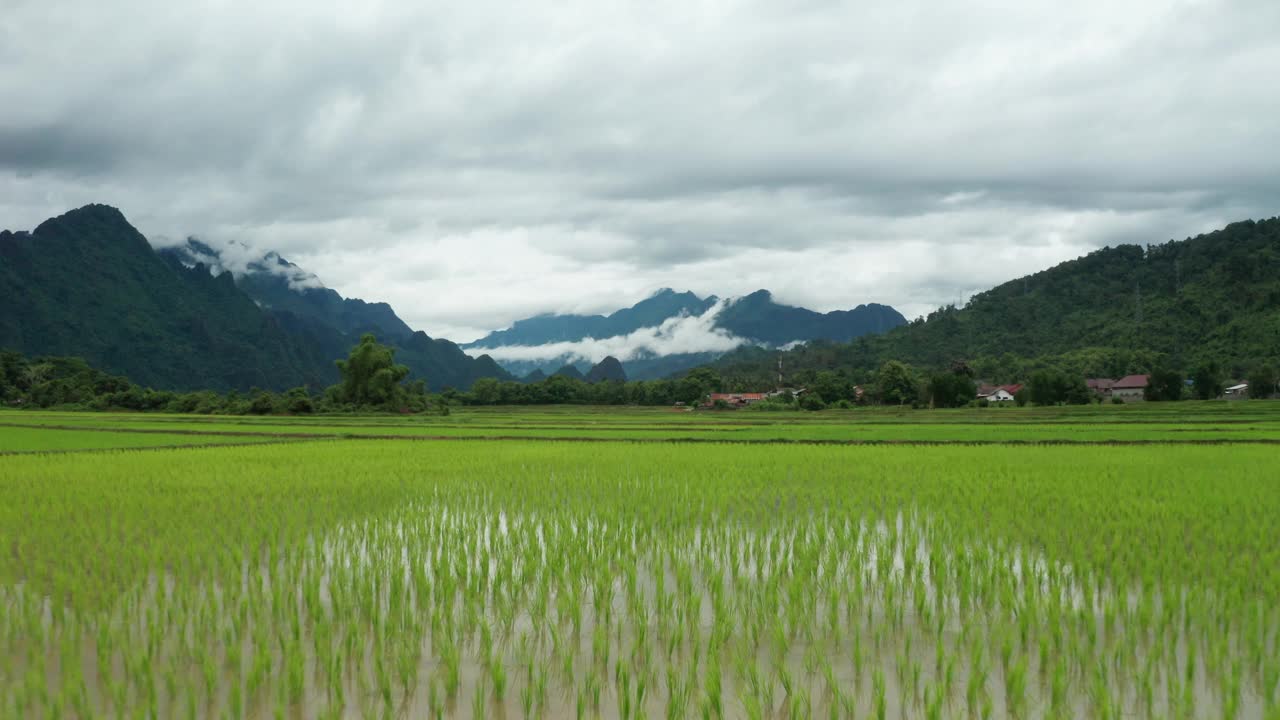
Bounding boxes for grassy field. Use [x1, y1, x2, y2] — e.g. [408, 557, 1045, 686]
[5, 401, 1280, 445]
[1, 405, 1277, 718]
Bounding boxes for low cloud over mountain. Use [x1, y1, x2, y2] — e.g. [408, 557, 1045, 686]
[469, 298, 748, 365]
[464, 289, 904, 379]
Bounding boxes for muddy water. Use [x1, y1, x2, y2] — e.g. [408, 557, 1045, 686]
[3, 507, 1274, 718]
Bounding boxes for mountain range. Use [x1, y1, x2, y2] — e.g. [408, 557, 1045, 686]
[465, 289, 906, 379]
[10, 204, 1270, 399]
[0, 205, 510, 391]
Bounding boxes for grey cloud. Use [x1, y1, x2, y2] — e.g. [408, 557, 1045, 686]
[2, 0, 1278, 339]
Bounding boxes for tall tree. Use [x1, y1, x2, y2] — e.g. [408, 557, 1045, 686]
[1145, 368, 1185, 401]
[333, 334, 410, 408]
[876, 361, 918, 405]
[1246, 364, 1277, 399]
[1028, 370, 1089, 406]
[928, 372, 976, 408]
[1191, 362, 1223, 400]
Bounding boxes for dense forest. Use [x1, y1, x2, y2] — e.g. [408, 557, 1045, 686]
[712, 218, 1280, 389]
[0, 205, 509, 392]
[0, 336, 442, 414]
[0, 344, 719, 412]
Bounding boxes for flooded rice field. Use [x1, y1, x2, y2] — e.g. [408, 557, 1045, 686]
[4, 505, 1274, 718]
[1, 440, 1277, 718]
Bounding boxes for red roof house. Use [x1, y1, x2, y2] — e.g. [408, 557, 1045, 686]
[1086, 378, 1116, 395]
[705, 392, 768, 408]
[1111, 374, 1150, 402]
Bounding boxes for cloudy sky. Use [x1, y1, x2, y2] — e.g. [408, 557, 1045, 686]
[3, 0, 1278, 342]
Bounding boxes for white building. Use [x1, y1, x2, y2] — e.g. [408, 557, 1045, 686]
[1223, 383, 1249, 399]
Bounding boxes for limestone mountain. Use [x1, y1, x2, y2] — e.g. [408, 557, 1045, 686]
[160, 239, 414, 340]
[0, 205, 510, 391]
[465, 288, 906, 379]
[713, 216, 1280, 386]
[469, 289, 716, 348]
[585, 356, 627, 383]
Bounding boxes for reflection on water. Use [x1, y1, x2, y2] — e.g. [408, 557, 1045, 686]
[2, 504, 1273, 718]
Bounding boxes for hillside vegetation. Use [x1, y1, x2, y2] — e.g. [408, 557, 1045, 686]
[0, 206, 508, 391]
[716, 217, 1280, 387]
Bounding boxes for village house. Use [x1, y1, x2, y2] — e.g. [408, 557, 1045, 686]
[1086, 378, 1115, 399]
[1111, 374, 1149, 402]
[977, 383, 1022, 403]
[702, 387, 807, 409]
[1223, 382, 1249, 399]
[704, 392, 768, 408]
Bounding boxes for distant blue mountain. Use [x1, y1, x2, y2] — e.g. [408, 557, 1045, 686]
[468, 289, 716, 347]
[467, 288, 906, 379]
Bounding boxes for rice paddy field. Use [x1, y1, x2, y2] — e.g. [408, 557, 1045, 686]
[2, 403, 1278, 718]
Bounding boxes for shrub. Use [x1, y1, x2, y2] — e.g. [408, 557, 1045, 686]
[249, 393, 278, 415]
[798, 393, 826, 411]
[287, 396, 315, 414]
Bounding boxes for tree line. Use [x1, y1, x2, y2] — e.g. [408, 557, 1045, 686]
[5, 335, 1276, 415]
[1, 335, 435, 415]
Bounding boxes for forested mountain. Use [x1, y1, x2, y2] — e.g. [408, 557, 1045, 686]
[552, 364, 586, 381]
[160, 239, 414, 339]
[0, 205, 509, 391]
[585, 356, 627, 383]
[715, 290, 905, 344]
[466, 288, 906, 379]
[714, 217, 1280, 387]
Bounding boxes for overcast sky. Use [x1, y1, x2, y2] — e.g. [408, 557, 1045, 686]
[3, 0, 1278, 342]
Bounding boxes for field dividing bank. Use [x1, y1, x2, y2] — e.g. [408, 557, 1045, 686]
[0, 426, 307, 454]
[5, 415, 1280, 444]
[1, 440, 1277, 719]
[7, 400, 1280, 428]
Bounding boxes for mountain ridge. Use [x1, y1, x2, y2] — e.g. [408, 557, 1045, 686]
[465, 289, 717, 348]
[464, 288, 906, 379]
[711, 216, 1280, 386]
[1, 205, 510, 391]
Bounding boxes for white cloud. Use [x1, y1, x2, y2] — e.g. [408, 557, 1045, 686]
[466, 298, 750, 363]
[160, 235, 325, 291]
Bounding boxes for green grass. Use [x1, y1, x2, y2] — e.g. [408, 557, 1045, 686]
[1, 406, 1278, 717]
[0, 426, 291, 452]
[5, 401, 1280, 443]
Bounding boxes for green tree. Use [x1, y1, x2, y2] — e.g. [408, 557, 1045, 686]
[1145, 369, 1184, 401]
[798, 392, 826, 411]
[333, 334, 410, 408]
[284, 387, 314, 414]
[928, 372, 976, 408]
[676, 367, 722, 404]
[249, 391, 278, 415]
[1246, 364, 1277, 399]
[1191, 362, 1224, 400]
[1028, 370, 1091, 406]
[875, 361, 918, 405]
[470, 377, 502, 405]
[811, 371, 853, 404]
